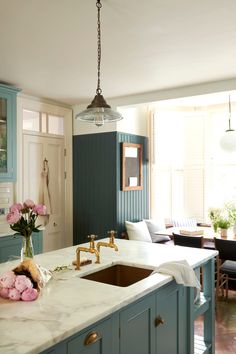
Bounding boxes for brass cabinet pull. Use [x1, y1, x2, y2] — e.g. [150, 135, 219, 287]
[84, 331, 101, 346]
[155, 315, 164, 327]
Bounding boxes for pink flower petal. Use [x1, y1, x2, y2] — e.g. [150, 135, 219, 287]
[9, 288, 21, 301]
[0, 271, 16, 288]
[0, 287, 9, 299]
[15, 275, 32, 292]
[21, 288, 38, 301]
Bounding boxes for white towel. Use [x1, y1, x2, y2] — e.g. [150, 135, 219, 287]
[152, 260, 201, 289]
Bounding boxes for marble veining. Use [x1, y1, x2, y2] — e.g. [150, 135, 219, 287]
[0, 238, 217, 354]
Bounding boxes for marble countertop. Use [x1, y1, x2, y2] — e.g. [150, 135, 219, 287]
[0, 238, 217, 354]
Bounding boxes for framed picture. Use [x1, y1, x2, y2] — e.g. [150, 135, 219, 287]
[122, 142, 143, 191]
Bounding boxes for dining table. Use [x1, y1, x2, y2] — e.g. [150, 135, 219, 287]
[155, 225, 236, 249]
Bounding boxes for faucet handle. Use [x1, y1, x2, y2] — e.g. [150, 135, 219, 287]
[87, 234, 97, 241]
[107, 230, 117, 242]
[87, 234, 97, 248]
[107, 230, 117, 236]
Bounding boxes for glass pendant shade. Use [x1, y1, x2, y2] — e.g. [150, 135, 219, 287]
[76, 93, 123, 127]
[220, 129, 236, 152]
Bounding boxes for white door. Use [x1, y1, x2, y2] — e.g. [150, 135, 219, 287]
[23, 134, 65, 252]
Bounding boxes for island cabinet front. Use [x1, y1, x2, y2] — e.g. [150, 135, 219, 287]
[41, 281, 186, 354]
[120, 281, 187, 354]
[42, 317, 116, 354]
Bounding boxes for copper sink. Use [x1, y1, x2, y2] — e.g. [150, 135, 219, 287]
[81, 264, 153, 287]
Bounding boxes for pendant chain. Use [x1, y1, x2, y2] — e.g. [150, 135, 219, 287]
[96, 0, 102, 95]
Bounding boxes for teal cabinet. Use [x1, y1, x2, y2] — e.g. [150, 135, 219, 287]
[67, 318, 112, 354]
[0, 83, 20, 182]
[120, 282, 186, 354]
[0, 231, 43, 263]
[41, 318, 113, 354]
[120, 294, 155, 354]
[155, 282, 187, 354]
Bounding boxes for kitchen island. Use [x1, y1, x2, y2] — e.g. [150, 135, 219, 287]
[0, 238, 217, 354]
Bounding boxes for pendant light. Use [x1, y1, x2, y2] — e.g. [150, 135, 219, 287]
[76, 0, 123, 127]
[220, 95, 236, 152]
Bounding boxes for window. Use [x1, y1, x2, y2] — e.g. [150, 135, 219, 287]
[23, 110, 64, 136]
[151, 106, 236, 223]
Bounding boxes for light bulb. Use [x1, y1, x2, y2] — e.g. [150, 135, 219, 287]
[94, 108, 104, 127]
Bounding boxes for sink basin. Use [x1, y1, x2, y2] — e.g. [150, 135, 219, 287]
[81, 264, 153, 287]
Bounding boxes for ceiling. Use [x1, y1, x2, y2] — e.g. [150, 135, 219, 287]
[1, 0, 236, 105]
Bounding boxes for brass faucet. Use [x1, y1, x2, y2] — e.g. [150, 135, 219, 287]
[75, 235, 100, 270]
[97, 230, 119, 253]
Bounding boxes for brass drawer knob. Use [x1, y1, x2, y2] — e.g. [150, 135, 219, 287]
[84, 331, 100, 346]
[155, 315, 164, 327]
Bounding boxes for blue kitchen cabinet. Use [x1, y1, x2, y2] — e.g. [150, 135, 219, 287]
[120, 294, 156, 354]
[0, 83, 20, 181]
[155, 282, 187, 354]
[0, 231, 43, 263]
[120, 281, 186, 354]
[41, 318, 114, 354]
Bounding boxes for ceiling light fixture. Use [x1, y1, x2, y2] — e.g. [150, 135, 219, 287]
[76, 0, 123, 127]
[220, 95, 236, 152]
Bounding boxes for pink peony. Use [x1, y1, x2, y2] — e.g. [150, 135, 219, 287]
[8, 288, 21, 301]
[0, 271, 16, 288]
[33, 204, 47, 216]
[10, 203, 23, 212]
[6, 210, 21, 224]
[15, 275, 32, 292]
[24, 199, 35, 208]
[0, 287, 9, 299]
[21, 288, 38, 301]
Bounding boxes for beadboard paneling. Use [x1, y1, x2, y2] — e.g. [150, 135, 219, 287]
[73, 132, 149, 244]
[116, 132, 149, 235]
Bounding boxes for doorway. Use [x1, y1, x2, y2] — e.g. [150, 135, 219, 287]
[17, 96, 73, 251]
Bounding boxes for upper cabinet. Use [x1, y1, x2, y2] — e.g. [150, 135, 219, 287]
[0, 83, 20, 182]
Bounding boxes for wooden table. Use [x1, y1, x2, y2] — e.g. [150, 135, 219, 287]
[155, 226, 236, 248]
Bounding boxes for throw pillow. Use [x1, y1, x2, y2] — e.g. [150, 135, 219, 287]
[144, 219, 171, 243]
[125, 220, 152, 243]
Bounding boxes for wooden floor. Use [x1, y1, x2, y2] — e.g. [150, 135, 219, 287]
[195, 290, 236, 354]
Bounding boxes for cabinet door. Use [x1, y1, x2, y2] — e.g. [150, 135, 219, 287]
[0, 231, 43, 263]
[0, 84, 20, 182]
[120, 294, 155, 354]
[67, 318, 112, 354]
[155, 282, 187, 354]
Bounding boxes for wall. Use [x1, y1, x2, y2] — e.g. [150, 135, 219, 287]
[73, 131, 149, 244]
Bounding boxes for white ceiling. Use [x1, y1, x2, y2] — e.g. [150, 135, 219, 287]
[1, 0, 236, 105]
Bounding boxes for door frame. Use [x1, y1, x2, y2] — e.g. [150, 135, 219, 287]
[16, 94, 73, 247]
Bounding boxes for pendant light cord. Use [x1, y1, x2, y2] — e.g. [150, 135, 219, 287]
[96, 0, 102, 95]
[228, 95, 232, 131]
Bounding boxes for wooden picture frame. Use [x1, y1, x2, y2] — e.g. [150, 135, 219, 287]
[122, 142, 143, 191]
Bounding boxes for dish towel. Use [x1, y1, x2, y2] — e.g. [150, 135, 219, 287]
[151, 260, 201, 289]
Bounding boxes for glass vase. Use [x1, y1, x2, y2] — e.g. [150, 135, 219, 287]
[21, 234, 34, 261]
[213, 223, 218, 233]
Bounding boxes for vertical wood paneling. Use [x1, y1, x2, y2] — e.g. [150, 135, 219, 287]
[73, 132, 149, 244]
[116, 132, 149, 235]
[73, 132, 117, 244]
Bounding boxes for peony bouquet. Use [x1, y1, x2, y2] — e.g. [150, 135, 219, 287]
[6, 199, 46, 238]
[0, 259, 52, 302]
